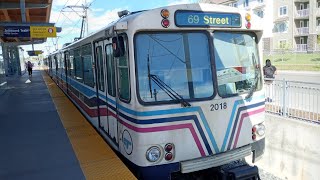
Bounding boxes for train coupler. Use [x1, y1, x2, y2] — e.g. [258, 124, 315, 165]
[219, 161, 260, 180]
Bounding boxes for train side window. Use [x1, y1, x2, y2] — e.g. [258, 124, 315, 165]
[106, 44, 116, 97]
[82, 44, 94, 87]
[96, 46, 105, 91]
[65, 51, 70, 75]
[69, 50, 74, 77]
[54, 55, 58, 72]
[112, 36, 125, 57]
[117, 36, 130, 102]
[74, 48, 83, 82]
[59, 53, 64, 75]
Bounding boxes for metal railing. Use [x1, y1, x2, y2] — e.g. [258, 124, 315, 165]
[264, 79, 320, 123]
[296, 9, 309, 17]
[296, 44, 307, 52]
[296, 27, 309, 35]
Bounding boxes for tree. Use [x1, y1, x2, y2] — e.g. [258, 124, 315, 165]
[277, 40, 292, 62]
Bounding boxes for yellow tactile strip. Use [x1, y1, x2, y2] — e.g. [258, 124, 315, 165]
[42, 73, 136, 180]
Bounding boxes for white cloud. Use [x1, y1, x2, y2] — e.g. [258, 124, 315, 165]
[91, 8, 104, 12]
[23, 1, 199, 56]
[168, 0, 196, 6]
[88, 8, 120, 32]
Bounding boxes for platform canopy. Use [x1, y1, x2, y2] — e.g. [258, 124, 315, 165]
[0, 0, 59, 46]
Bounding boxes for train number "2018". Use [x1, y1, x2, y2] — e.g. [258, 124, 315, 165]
[210, 102, 227, 111]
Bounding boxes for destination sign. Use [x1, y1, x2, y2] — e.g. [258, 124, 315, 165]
[175, 11, 241, 28]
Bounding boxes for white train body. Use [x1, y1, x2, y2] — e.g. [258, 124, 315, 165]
[45, 3, 265, 179]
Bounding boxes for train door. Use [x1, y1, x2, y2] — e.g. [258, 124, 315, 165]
[94, 41, 105, 129]
[105, 42, 120, 146]
[112, 35, 130, 151]
[49, 56, 52, 76]
[64, 51, 69, 93]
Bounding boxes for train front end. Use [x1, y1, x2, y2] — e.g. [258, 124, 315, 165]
[118, 3, 265, 179]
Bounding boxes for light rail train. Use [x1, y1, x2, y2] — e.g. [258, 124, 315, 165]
[44, 3, 266, 179]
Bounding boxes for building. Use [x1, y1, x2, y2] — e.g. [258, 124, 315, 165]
[201, 0, 273, 36]
[273, 0, 320, 53]
[201, 0, 320, 53]
[201, 0, 274, 53]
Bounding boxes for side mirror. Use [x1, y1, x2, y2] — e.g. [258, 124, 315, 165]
[112, 36, 125, 57]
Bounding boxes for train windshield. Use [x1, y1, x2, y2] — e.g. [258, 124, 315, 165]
[213, 32, 262, 97]
[135, 32, 214, 103]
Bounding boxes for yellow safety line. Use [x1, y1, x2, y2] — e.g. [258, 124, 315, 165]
[42, 72, 136, 180]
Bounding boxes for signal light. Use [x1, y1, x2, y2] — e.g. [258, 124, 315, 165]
[161, 19, 170, 28]
[245, 13, 251, 21]
[252, 126, 257, 133]
[165, 152, 173, 161]
[161, 9, 170, 19]
[252, 134, 257, 141]
[246, 22, 251, 29]
[161, 9, 170, 28]
[165, 143, 173, 152]
[245, 13, 251, 29]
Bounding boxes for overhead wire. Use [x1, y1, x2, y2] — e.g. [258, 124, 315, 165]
[54, 0, 87, 49]
[56, 0, 72, 24]
[59, 0, 82, 29]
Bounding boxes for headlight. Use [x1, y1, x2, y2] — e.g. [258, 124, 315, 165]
[256, 124, 265, 136]
[146, 146, 161, 162]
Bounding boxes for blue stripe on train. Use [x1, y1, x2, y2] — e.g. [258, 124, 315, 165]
[226, 101, 265, 150]
[58, 74, 264, 154]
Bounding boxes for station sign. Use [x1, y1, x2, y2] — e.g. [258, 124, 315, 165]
[0, 26, 30, 38]
[30, 26, 57, 38]
[27, 50, 43, 56]
[0, 26, 57, 38]
[175, 11, 241, 28]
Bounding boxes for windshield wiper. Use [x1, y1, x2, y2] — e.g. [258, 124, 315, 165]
[149, 74, 191, 107]
[245, 53, 260, 99]
[147, 55, 153, 98]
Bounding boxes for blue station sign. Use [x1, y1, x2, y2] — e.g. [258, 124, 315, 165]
[2, 26, 30, 38]
[175, 11, 241, 28]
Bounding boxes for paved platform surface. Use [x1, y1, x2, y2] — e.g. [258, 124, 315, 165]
[0, 71, 85, 180]
[43, 72, 136, 180]
[0, 71, 136, 180]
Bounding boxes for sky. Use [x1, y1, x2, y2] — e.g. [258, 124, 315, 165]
[22, 0, 197, 57]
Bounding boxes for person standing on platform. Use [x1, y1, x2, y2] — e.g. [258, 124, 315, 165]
[263, 59, 277, 80]
[27, 61, 33, 77]
[263, 59, 277, 102]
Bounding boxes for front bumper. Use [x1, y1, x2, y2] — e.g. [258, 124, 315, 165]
[251, 137, 265, 163]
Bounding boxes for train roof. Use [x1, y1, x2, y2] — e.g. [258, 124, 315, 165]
[51, 3, 263, 54]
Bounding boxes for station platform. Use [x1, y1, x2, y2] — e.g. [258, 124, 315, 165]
[0, 70, 136, 180]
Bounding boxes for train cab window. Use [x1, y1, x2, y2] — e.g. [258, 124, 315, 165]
[106, 44, 116, 97]
[82, 44, 94, 87]
[96, 46, 105, 91]
[116, 36, 130, 102]
[213, 32, 262, 97]
[74, 48, 83, 82]
[135, 32, 213, 104]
